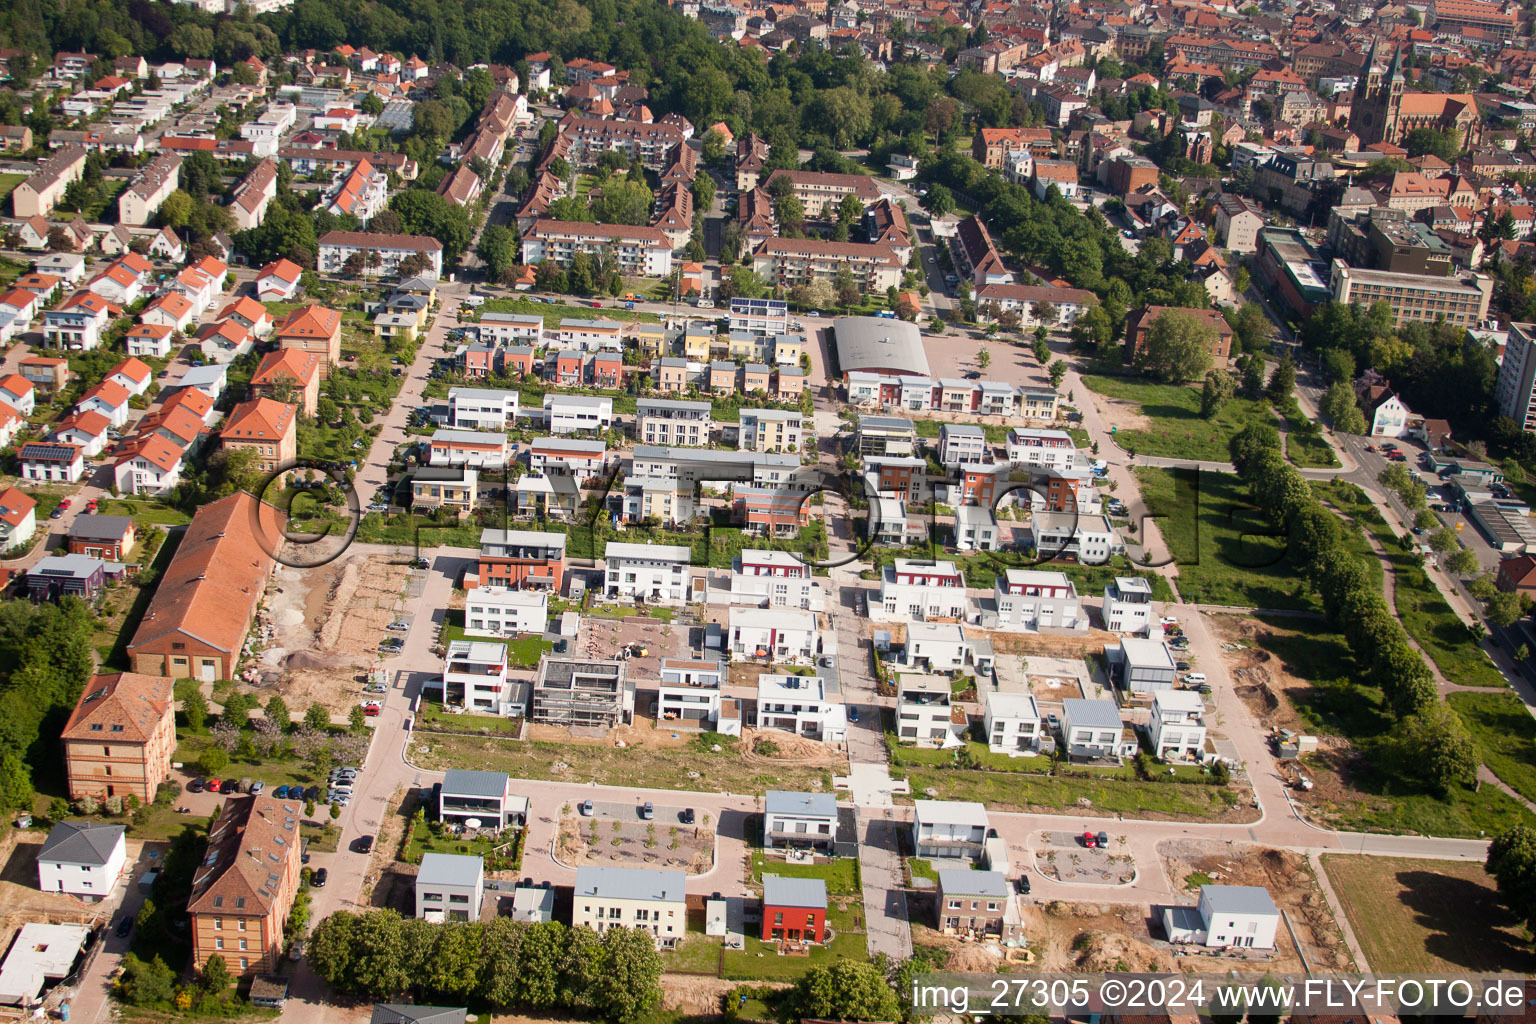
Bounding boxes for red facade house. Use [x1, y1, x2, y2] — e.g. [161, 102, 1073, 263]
[761, 875, 827, 944]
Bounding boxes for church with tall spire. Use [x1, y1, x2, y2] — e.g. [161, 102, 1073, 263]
[1350, 40, 1480, 150]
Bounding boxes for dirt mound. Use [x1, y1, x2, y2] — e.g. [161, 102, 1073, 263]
[1043, 900, 1108, 918]
[317, 560, 362, 650]
[1073, 929, 1174, 972]
[283, 650, 358, 672]
[946, 946, 1003, 972]
[741, 728, 846, 767]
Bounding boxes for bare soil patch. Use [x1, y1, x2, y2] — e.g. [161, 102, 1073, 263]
[1159, 838, 1352, 972]
[1026, 900, 1173, 973]
[0, 831, 138, 958]
[557, 814, 715, 874]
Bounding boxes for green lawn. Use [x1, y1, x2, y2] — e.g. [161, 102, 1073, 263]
[721, 865, 868, 981]
[416, 700, 522, 735]
[0, 172, 25, 202]
[913, 419, 1010, 444]
[863, 546, 1175, 601]
[667, 930, 724, 974]
[1320, 481, 1506, 689]
[1136, 468, 1380, 610]
[1081, 374, 1278, 461]
[750, 852, 860, 897]
[1245, 614, 1535, 838]
[894, 763, 1247, 819]
[98, 498, 193, 526]
[437, 611, 551, 668]
[1448, 691, 1536, 806]
[1280, 400, 1340, 468]
[478, 296, 661, 328]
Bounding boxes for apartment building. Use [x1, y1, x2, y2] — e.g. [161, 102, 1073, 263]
[317, 231, 444, 279]
[856, 415, 918, 457]
[527, 437, 610, 483]
[188, 794, 303, 975]
[938, 423, 988, 468]
[531, 657, 632, 728]
[61, 671, 175, 803]
[274, 305, 342, 374]
[463, 587, 548, 637]
[728, 297, 790, 336]
[220, 398, 295, 474]
[520, 220, 673, 277]
[118, 153, 181, 226]
[1329, 260, 1492, 329]
[572, 866, 686, 948]
[990, 569, 1084, 631]
[554, 116, 687, 170]
[752, 238, 903, 292]
[477, 312, 543, 346]
[762, 169, 882, 218]
[1033, 511, 1120, 564]
[637, 398, 712, 447]
[475, 529, 565, 590]
[13, 147, 88, 218]
[738, 409, 803, 453]
[1006, 428, 1078, 469]
[604, 542, 691, 605]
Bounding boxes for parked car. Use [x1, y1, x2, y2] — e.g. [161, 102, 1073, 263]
[223, 778, 240, 794]
[1096, 830, 1109, 847]
[1015, 875, 1031, 894]
[680, 808, 695, 824]
[848, 706, 859, 723]
[186, 778, 205, 794]
[363, 705, 381, 717]
[353, 835, 375, 854]
[115, 915, 133, 938]
[249, 780, 265, 795]
[304, 786, 322, 803]
[640, 802, 654, 820]
[312, 868, 328, 888]
[290, 940, 305, 962]
[580, 800, 594, 816]
[1082, 831, 1097, 848]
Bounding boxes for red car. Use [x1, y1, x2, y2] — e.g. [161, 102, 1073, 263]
[206, 779, 223, 793]
[57, 498, 71, 510]
[1082, 831, 1098, 848]
[1364, 445, 1377, 453]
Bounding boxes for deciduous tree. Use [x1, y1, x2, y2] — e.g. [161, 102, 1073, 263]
[1136, 309, 1215, 382]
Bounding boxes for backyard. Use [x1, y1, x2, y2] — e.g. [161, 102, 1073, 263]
[438, 610, 552, 668]
[1081, 374, 1278, 462]
[724, 855, 867, 980]
[1321, 854, 1536, 974]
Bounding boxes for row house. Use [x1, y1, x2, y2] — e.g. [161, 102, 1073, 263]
[429, 429, 509, 469]
[629, 445, 801, 490]
[323, 160, 389, 224]
[737, 408, 803, 453]
[317, 231, 443, 280]
[952, 215, 1014, 288]
[553, 116, 686, 171]
[13, 147, 87, 218]
[846, 372, 1039, 417]
[521, 220, 673, 277]
[731, 485, 808, 537]
[20, 442, 85, 483]
[558, 318, 624, 351]
[974, 283, 1096, 329]
[230, 159, 278, 230]
[527, 436, 611, 485]
[118, 153, 181, 227]
[448, 387, 520, 431]
[477, 312, 543, 347]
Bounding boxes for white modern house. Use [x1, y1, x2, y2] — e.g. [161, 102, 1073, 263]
[449, 387, 520, 430]
[902, 622, 994, 676]
[982, 690, 1042, 755]
[441, 640, 513, 712]
[1061, 697, 1135, 759]
[1114, 637, 1179, 694]
[464, 588, 549, 637]
[438, 768, 522, 831]
[875, 560, 969, 623]
[989, 569, 1084, 632]
[756, 673, 846, 743]
[604, 542, 692, 605]
[763, 790, 841, 853]
[1032, 511, 1121, 564]
[1102, 577, 1155, 633]
[953, 505, 1002, 551]
[938, 423, 988, 467]
[657, 656, 724, 728]
[37, 821, 126, 900]
[415, 853, 484, 922]
[1162, 885, 1280, 949]
[728, 550, 823, 611]
[543, 393, 614, 435]
[730, 607, 818, 662]
[911, 800, 989, 860]
[1006, 428, 1078, 469]
[895, 674, 959, 747]
[1150, 690, 1208, 761]
[477, 312, 544, 346]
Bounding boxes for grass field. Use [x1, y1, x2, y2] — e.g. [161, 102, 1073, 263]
[894, 764, 1248, 819]
[409, 731, 841, 795]
[1136, 468, 1380, 610]
[479, 296, 661, 328]
[1448, 691, 1536, 806]
[1320, 481, 1506, 688]
[1081, 374, 1277, 462]
[1322, 855, 1536, 974]
[0, 172, 25, 204]
[725, 856, 867, 980]
[1249, 614, 1535, 838]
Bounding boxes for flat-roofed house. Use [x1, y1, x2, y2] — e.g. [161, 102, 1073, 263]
[414, 853, 484, 922]
[912, 799, 988, 860]
[438, 769, 519, 830]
